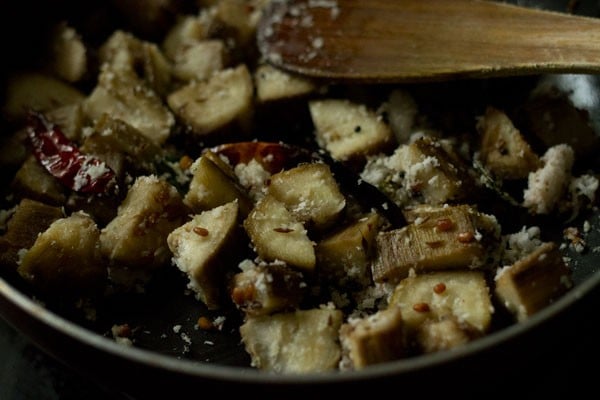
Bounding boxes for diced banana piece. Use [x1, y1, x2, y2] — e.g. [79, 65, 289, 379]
[183, 151, 253, 217]
[244, 195, 316, 272]
[316, 213, 380, 287]
[495, 241, 572, 322]
[372, 204, 500, 283]
[230, 261, 306, 316]
[99, 30, 171, 96]
[477, 107, 540, 180]
[172, 40, 226, 82]
[83, 115, 163, 172]
[389, 270, 494, 336]
[17, 211, 105, 296]
[214, 0, 266, 48]
[11, 156, 67, 206]
[45, 103, 85, 141]
[240, 308, 343, 373]
[339, 305, 405, 370]
[2, 72, 85, 122]
[267, 163, 346, 231]
[393, 137, 472, 205]
[100, 175, 187, 287]
[84, 66, 175, 145]
[48, 22, 87, 83]
[309, 99, 395, 163]
[254, 64, 315, 103]
[167, 65, 253, 136]
[0, 199, 65, 271]
[167, 200, 240, 309]
[417, 316, 471, 353]
[162, 15, 212, 60]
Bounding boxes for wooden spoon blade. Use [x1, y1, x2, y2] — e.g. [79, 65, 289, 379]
[258, 0, 600, 83]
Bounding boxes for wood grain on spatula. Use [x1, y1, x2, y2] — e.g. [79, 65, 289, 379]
[257, 0, 600, 83]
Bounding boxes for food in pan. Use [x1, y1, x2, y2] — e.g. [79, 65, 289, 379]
[0, 0, 598, 374]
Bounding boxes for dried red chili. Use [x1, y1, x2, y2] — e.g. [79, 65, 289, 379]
[26, 112, 117, 195]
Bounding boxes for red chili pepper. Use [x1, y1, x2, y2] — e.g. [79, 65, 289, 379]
[26, 112, 117, 195]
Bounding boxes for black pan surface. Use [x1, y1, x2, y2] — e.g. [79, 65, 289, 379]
[1, 0, 600, 397]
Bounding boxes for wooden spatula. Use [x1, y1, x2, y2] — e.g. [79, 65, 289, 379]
[257, 0, 600, 83]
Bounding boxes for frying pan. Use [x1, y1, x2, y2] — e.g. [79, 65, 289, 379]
[1, 0, 599, 397]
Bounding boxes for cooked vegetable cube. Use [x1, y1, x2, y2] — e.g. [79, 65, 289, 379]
[339, 305, 405, 370]
[11, 156, 67, 206]
[392, 136, 473, 205]
[99, 30, 172, 96]
[316, 212, 380, 287]
[0, 199, 65, 271]
[389, 270, 493, 338]
[167, 200, 241, 309]
[230, 261, 306, 316]
[162, 14, 212, 59]
[17, 211, 106, 296]
[48, 22, 87, 83]
[183, 151, 253, 217]
[267, 163, 346, 231]
[44, 103, 86, 141]
[81, 115, 163, 175]
[167, 65, 253, 136]
[309, 99, 395, 163]
[84, 66, 175, 145]
[477, 107, 540, 180]
[172, 40, 226, 82]
[214, 0, 266, 49]
[416, 316, 471, 353]
[495, 241, 572, 322]
[244, 195, 316, 272]
[100, 175, 188, 287]
[372, 204, 500, 283]
[254, 64, 315, 103]
[240, 308, 343, 373]
[2, 72, 85, 122]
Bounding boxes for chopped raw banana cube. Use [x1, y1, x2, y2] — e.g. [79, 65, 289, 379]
[84, 66, 175, 145]
[244, 195, 316, 272]
[0, 199, 65, 271]
[477, 107, 540, 180]
[167, 65, 253, 136]
[183, 151, 253, 217]
[417, 316, 471, 353]
[495, 241, 572, 322]
[99, 30, 172, 96]
[230, 261, 306, 316]
[372, 204, 500, 283]
[254, 64, 316, 103]
[171, 40, 226, 82]
[389, 270, 494, 337]
[339, 305, 405, 370]
[48, 22, 87, 83]
[2, 72, 85, 122]
[316, 212, 380, 287]
[267, 163, 346, 231]
[240, 308, 343, 373]
[168, 200, 241, 309]
[100, 175, 188, 288]
[17, 211, 106, 296]
[309, 99, 395, 163]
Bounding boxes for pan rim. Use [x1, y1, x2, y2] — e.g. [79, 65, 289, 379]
[1, 265, 598, 385]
